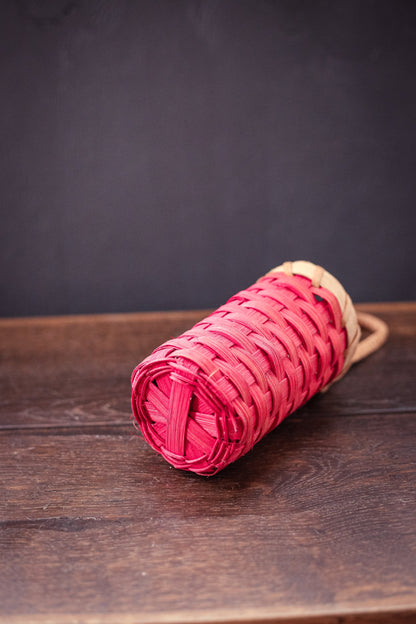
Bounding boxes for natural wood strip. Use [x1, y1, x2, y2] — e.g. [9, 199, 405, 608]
[267, 261, 361, 378]
[353, 311, 389, 364]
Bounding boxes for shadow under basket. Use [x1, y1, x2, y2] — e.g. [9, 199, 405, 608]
[131, 261, 388, 476]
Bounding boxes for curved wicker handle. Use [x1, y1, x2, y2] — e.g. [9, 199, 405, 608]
[353, 312, 389, 364]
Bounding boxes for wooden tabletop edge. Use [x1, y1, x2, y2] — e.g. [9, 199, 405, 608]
[354, 301, 416, 313]
[2, 603, 415, 624]
[0, 309, 213, 326]
[0, 302, 414, 326]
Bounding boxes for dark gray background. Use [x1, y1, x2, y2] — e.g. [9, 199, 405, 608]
[1, 0, 415, 317]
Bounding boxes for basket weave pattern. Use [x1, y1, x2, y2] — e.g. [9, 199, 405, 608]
[131, 271, 348, 475]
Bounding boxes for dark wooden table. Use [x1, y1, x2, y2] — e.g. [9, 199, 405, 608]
[1, 303, 415, 624]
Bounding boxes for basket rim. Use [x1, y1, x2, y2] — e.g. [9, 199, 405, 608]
[265, 260, 361, 382]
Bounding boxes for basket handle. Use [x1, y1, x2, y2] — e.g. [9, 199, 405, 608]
[352, 311, 389, 364]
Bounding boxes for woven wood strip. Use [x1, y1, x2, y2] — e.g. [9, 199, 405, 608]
[132, 264, 352, 475]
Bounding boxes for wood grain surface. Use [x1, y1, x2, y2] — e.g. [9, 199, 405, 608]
[1, 303, 415, 624]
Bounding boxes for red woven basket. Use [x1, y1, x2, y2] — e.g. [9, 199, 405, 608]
[131, 261, 388, 476]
